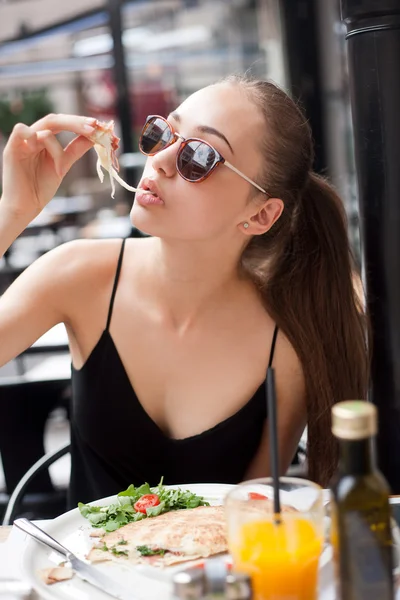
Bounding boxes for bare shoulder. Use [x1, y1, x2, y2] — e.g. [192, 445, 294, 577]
[41, 238, 124, 281]
[32, 237, 148, 290]
[15, 238, 129, 326]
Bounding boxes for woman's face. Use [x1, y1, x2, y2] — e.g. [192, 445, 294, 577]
[131, 83, 269, 241]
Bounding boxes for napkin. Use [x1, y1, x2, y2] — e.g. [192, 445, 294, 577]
[0, 526, 35, 598]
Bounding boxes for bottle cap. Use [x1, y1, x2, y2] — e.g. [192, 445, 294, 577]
[226, 572, 253, 599]
[172, 569, 206, 599]
[332, 400, 377, 440]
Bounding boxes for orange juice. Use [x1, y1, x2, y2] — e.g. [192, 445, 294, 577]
[230, 516, 323, 600]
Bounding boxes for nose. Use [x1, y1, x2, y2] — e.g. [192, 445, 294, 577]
[150, 139, 180, 178]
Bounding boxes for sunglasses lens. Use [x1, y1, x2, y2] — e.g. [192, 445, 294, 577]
[140, 117, 172, 154]
[177, 141, 217, 181]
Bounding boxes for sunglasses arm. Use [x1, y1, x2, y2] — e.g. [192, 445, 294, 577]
[224, 160, 267, 195]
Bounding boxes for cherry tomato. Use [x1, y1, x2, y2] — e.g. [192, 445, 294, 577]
[248, 492, 268, 500]
[134, 494, 160, 514]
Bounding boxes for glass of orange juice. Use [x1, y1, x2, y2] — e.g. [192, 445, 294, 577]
[225, 477, 325, 600]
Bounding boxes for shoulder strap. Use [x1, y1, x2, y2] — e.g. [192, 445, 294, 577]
[106, 238, 126, 331]
[268, 325, 279, 367]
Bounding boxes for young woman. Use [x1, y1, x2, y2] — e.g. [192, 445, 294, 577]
[0, 76, 368, 506]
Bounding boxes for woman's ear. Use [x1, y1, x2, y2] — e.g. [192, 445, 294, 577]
[241, 198, 284, 236]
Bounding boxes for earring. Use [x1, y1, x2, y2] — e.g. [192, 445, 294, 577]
[243, 222, 249, 229]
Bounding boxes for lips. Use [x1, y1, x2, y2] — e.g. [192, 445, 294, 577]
[136, 178, 165, 207]
[135, 178, 164, 206]
[141, 178, 163, 199]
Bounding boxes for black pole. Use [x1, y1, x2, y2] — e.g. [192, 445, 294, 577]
[280, 0, 327, 174]
[340, 0, 400, 492]
[107, 0, 135, 188]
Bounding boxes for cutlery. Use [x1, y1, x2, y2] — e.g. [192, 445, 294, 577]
[14, 518, 135, 600]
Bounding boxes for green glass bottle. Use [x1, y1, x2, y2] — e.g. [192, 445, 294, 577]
[330, 401, 394, 600]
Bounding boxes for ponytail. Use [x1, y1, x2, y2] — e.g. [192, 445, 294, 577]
[242, 172, 369, 486]
[267, 173, 369, 484]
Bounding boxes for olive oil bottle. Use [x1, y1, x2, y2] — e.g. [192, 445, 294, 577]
[330, 401, 394, 600]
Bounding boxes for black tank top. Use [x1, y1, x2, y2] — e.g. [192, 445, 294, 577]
[69, 239, 278, 507]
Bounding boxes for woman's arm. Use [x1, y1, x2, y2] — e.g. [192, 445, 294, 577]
[0, 114, 95, 259]
[0, 113, 96, 365]
[245, 332, 307, 479]
[0, 240, 89, 367]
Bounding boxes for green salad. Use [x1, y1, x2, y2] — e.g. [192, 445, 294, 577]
[78, 478, 210, 533]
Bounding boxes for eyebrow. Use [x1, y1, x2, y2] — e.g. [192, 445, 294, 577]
[169, 111, 234, 155]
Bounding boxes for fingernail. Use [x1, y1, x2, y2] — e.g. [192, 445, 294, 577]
[85, 117, 97, 125]
[83, 124, 95, 134]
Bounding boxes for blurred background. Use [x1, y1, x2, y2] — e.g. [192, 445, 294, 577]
[0, 0, 359, 520]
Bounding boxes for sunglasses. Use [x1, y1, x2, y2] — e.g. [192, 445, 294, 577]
[139, 115, 268, 195]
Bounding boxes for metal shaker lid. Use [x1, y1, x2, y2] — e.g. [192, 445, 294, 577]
[226, 572, 253, 599]
[172, 569, 206, 599]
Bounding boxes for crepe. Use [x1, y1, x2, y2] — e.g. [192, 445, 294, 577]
[87, 505, 227, 568]
[87, 120, 138, 198]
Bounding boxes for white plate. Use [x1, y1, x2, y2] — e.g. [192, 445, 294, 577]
[21, 483, 235, 600]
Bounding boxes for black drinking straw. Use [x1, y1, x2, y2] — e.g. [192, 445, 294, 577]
[267, 367, 281, 523]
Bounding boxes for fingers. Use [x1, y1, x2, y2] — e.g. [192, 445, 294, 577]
[31, 113, 97, 138]
[4, 117, 96, 180]
[10, 123, 34, 141]
[62, 135, 94, 175]
[37, 132, 94, 178]
[6, 123, 38, 154]
[6, 114, 97, 162]
[36, 130, 65, 178]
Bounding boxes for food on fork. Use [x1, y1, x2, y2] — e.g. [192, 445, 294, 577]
[87, 505, 227, 568]
[85, 119, 140, 199]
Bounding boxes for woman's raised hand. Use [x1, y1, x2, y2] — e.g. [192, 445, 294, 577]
[1, 114, 96, 220]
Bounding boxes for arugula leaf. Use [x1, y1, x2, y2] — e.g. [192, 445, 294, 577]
[135, 483, 151, 496]
[78, 502, 101, 518]
[136, 545, 167, 557]
[117, 496, 134, 508]
[111, 546, 128, 556]
[118, 539, 128, 545]
[117, 484, 136, 497]
[104, 520, 120, 532]
[146, 501, 165, 518]
[88, 512, 107, 526]
[79, 477, 210, 533]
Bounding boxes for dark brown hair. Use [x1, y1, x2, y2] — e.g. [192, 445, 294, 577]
[224, 75, 369, 486]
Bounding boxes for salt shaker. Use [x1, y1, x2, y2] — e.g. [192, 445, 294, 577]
[225, 573, 253, 600]
[172, 569, 206, 599]
[172, 563, 253, 600]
